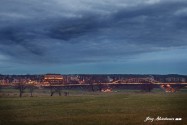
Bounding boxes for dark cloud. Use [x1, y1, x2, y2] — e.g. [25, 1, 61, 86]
[0, 0, 187, 67]
[0, 26, 44, 58]
[48, 16, 103, 41]
[47, 1, 187, 47]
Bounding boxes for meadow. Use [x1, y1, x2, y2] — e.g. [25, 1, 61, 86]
[0, 88, 187, 125]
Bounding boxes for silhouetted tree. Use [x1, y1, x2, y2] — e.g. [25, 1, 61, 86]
[27, 83, 36, 97]
[50, 86, 54, 96]
[0, 85, 2, 93]
[141, 83, 154, 92]
[64, 92, 69, 96]
[15, 83, 26, 97]
[98, 82, 103, 92]
[50, 86, 62, 96]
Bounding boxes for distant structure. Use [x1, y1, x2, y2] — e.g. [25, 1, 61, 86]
[43, 74, 63, 85]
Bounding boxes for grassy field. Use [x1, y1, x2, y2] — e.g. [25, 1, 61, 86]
[0, 89, 187, 125]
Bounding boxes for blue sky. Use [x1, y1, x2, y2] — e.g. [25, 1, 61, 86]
[0, 0, 187, 74]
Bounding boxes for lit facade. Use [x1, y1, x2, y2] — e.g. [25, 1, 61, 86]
[43, 74, 64, 85]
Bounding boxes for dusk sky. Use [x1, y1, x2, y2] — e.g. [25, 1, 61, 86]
[0, 0, 187, 74]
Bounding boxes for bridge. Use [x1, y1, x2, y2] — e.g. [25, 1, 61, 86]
[41, 82, 187, 94]
[38, 76, 187, 93]
[1, 82, 187, 97]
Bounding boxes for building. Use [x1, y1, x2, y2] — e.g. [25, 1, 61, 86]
[43, 74, 64, 85]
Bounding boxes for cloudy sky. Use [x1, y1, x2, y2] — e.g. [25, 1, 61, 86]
[0, 0, 187, 74]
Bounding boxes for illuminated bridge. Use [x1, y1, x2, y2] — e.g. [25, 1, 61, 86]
[42, 82, 187, 94]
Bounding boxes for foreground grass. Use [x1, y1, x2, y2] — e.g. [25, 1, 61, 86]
[0, 92, 187, 125]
